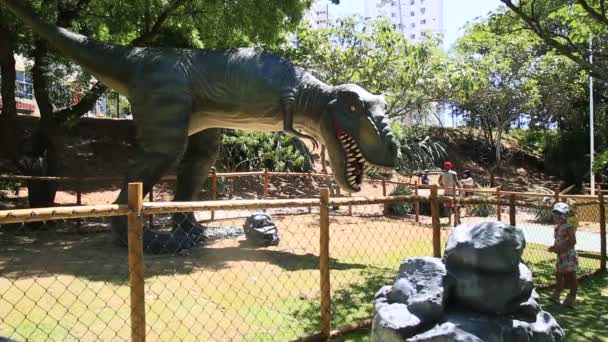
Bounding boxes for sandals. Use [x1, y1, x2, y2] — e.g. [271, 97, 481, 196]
[562, 293, 576, 307]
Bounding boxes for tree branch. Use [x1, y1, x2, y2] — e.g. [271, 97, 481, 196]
[576, 0, 608, 27]
[500, 0, 608, 80]
[130, 0, 190, 46]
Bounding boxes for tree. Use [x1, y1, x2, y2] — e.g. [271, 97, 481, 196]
[283, 16, 449, 121]
[448, 13, 542, 185]
[4, 0, 320, 207]
[500, 0, 608, 81]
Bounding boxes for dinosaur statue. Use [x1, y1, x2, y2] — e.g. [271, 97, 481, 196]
[2, 0, 399, 254]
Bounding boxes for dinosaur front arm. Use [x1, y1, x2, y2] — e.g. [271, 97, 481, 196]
[283, 109, 319, 150]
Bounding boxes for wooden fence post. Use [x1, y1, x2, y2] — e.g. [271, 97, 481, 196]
[382, 179, 388, 215]
[148, 185, 154, 227]
[319, 188, 331, 338]
[452, 184, 459, 227]
[210, 167, 217, 221]
[348, 192, 352, 216]
[263, 168, 269, 199]
[76, 177, 83, 206]
[128, 183, 146, 342]
[599, 191, 606, 271]
[554, 186, 560, 203]
[496, 188, 502, 221]
[308, 171, 313, 213]
[430, 185, 441, 258]
[509, 195, 516, 226]
[414, 181, 420, 223]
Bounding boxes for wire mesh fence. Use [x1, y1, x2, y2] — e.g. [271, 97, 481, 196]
[0, 185, 605, 341]
[0, 214, 131, 341]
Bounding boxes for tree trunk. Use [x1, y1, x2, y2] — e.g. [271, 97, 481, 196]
[0, 24, 17, 118]
[24, 39, 62, 208]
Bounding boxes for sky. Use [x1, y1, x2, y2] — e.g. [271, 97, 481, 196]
[324, 0, 505, 50]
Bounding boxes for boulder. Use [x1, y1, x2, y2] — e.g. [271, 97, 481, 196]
[515, 289, 541, 322]
[389, 257, 451, 321]
[450, 262, 534, 314]
[406, 311, 564, 342]
[444, 222, 525, 273]
[372, 301, 424, 341]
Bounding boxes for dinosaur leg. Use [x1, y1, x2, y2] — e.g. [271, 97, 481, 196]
[171, 128, 222, 234]
[111, 86, 196, 254]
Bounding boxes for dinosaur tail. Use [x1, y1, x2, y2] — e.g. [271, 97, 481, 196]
[1, 0, 135, 95]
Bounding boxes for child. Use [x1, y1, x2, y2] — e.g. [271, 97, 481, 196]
[549, 202, 578, 307]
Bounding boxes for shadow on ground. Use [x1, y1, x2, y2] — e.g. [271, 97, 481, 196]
[0, 220, 367, 284]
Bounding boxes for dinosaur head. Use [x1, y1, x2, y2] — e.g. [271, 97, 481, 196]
[320, 84, 399, 192]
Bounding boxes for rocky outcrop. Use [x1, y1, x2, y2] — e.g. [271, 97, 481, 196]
[371, 221, 564, 342]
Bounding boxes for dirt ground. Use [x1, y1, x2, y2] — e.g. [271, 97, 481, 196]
[0, 211, 447, 342]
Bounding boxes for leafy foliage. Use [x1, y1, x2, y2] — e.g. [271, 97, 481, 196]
[526, 186, 556, 223]
[468, 186, 496, 217]
[280, 16, 448, 121]
[219, 131, 312, 172]
[392, 125, 446, 173]
[386, 184, 414, 217]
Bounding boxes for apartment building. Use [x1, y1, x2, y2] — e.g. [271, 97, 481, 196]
[365, 0, 444, 42]
[0, 54, 108, 117]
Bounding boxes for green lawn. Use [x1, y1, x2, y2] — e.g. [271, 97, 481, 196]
[1, 216, 604, 342]
[335, 271, 608, 342]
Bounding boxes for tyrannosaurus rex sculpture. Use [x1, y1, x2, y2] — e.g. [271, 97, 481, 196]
[2, 0, 399, 254]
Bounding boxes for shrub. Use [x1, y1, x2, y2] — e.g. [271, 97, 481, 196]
[526, 186, 556, 223]
[386, 184, 414, 216]
[468, 186, 496, 217]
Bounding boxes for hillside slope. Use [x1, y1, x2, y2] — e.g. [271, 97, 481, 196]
[0, 117, 555, 192]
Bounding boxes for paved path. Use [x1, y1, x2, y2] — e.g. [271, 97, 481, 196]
[518, 223, 604, 253]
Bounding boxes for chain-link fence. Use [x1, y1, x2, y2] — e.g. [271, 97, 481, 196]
[1, 184, 606, 341]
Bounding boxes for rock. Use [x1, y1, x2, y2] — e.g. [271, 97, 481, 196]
[444, 222, 525, 273]
[514, 289, 541, 322]
[450, 262, 534, 314]
[406, 310, 564, 342]
[389, 257, 450, 321]
[371, 302, 424, 341]
[406, 322, 483, 341]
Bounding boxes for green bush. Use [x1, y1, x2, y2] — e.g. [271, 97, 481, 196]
[219, 130, 313, 172]
[469, 186, 496, 217]
[393, 125, 446, 173]
[386, 184, 414, 216]
[526, 186, 555, 223]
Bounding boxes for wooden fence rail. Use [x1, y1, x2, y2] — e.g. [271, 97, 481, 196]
[0, 183, 606, 341]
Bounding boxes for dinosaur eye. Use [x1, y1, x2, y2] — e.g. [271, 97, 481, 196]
[350, 105, 357, 112]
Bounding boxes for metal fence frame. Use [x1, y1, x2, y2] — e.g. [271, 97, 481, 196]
[1, 183, 606, 341]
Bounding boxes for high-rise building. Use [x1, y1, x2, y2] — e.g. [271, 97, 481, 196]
[365, 0, 444, 42]
[303, 0, 332, 29]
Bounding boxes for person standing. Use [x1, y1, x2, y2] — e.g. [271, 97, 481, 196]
[549, 202, 578, 307]
[438, 161, 460, 225]
[460, 170, 476, 197]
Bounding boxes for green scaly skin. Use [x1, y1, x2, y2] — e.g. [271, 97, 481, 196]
[2, 0, 399, 254]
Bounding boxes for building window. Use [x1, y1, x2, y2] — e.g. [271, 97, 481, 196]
[393, 24, 397, 29]
[391, 12, 397, 17]
[421, 7, 426, 14]
[421, 19, 426, 25]
[410, 34, 416, 39]
[410, 0, 415, 4]
[411, 23, 415, 28]
[392, 1, 397, 5]
[15, 71, 33, 99]
[410, 11, 415, 16]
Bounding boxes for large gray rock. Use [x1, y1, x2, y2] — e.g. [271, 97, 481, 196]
[515, 289, 541, 322]
[444, 222, 525, 273]
[372, 300, 424, 341]
[450, 262, 534, 314]
[406, 311, 564, 342]
[388, 257, 451, 321]
[372, 257, 450, 340]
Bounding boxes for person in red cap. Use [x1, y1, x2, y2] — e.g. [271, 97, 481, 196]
[438, 161, 460, 225]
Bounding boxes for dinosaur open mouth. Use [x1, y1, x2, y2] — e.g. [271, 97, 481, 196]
[338, 130, 366, 191]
